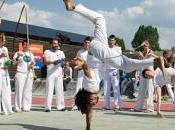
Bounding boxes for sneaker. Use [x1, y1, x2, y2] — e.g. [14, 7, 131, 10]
[72, 105, 78, 111]
[102, 107, 111, 111]
[130, 109, 142, 112]
[144, 109, 154, 113]
[57, 105, 66, 111]
[114, 108, 121, 112]
[45, 109, 51, 112]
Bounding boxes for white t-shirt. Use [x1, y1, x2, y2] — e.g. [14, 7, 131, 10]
[13, 51, 35, 73]
[77, 49, 88, 61]
[154, 67, 173, 87]
[105, 46, 121, 70]
[43, 50, 65, 76]
[0, 46, 8, 68]
[82, 54, 103, 93]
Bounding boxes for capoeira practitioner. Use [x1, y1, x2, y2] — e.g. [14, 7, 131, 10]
[103, 34, 122, 111]
[72, 36, 91, 110]
[13, 40, 35, 112]
[134, 40, 154, 112]
[63, 0, 166, 129]
[44, 38, 66, 112]
[142, 67, 175, 117]
[0, 33, 13, 115]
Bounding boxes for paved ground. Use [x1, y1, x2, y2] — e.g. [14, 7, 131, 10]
[0, 108, 175, 130]
[2, 80, 174, 130]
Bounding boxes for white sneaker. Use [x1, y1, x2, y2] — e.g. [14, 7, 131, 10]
[72, 105, 78, 111]
[144, 109, 154, 113]
[57, 105, 66, 111]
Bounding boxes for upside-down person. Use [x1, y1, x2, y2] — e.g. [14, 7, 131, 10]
[70, 56, 100, 130]
[142, 67, 175, 118]
[63, 0, 166, 80]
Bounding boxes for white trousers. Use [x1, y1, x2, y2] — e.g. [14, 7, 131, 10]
[45, 73, 65, 110]
[74, 4, 154, 73]
[15, 72, 33, 110]
[166, 84, 175, 102]
[103, 69, 122, 109]
[134, 76, 154, 110]
[0, 70, 13, 114]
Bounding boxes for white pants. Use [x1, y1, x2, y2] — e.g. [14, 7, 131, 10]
[134, 76, 154, 110]
[74, 4, 154, 73]
[45, 73, 65, 110]
[0, 69, 13, 114]
[15, 72, 33, 110]
[103, 69, 122, 109]
[166, 84, 175, 102]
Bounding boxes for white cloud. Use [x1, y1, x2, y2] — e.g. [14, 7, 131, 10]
[1, 0, 175, 49]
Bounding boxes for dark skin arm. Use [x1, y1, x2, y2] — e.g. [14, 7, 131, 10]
[85, 107, 93, 130]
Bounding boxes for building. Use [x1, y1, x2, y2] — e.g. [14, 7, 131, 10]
[0, 19, 88, 78]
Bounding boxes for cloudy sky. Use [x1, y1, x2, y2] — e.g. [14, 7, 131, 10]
[1, 0, 175, 49]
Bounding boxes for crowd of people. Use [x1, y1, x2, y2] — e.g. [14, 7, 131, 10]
[1, 0, 175, 130]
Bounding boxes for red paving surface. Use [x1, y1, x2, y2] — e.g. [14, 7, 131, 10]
[12, 95, 175, 111]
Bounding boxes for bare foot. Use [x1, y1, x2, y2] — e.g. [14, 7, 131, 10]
[156, 113, 165, 118]
[63, 0, 75, 11]
[15, 108, 22, 113]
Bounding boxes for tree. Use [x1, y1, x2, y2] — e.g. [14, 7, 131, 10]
[116, 37, 126, 51]
[131, 25, 161, 51]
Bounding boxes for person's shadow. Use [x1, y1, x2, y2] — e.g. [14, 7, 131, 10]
[0, 123, 75, 130]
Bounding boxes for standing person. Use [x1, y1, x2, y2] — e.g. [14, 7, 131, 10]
[171, 51, 175, 103]
[13, 40, 35, 112]
[63, 0, 165, 130]
[103, 34, 122, 111]
[134, 40, 155, 112]
[63, 61, 72, 91]
[72, 36, 91, 110]
[43, 38, 66, 112]
[0, 33, 13, 115]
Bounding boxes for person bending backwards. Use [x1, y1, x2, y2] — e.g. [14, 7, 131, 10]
[63, 0, 167, 129]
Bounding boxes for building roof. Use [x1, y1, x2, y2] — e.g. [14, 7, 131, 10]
[0, 19, 89, 45]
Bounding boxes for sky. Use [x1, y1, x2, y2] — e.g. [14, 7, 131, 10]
[1, 0, 175, 49]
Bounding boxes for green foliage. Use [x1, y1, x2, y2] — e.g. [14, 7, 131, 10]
[116, 37, 126, 51]
[131, 25, 161, 51]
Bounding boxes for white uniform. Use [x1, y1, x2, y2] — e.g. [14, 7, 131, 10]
[154, 67, 174, 87]
[75, 49, 88, 94]
[82, 54, 103, 93]
[103, 46, 122, 109]
[135, 50, 154, 111]
[44, 50, 65, 110]
[0, 46, 13, 114]
[74, 4, 155, 74]
[13, 51, 35, 111]
[154, 67, 175, 102]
